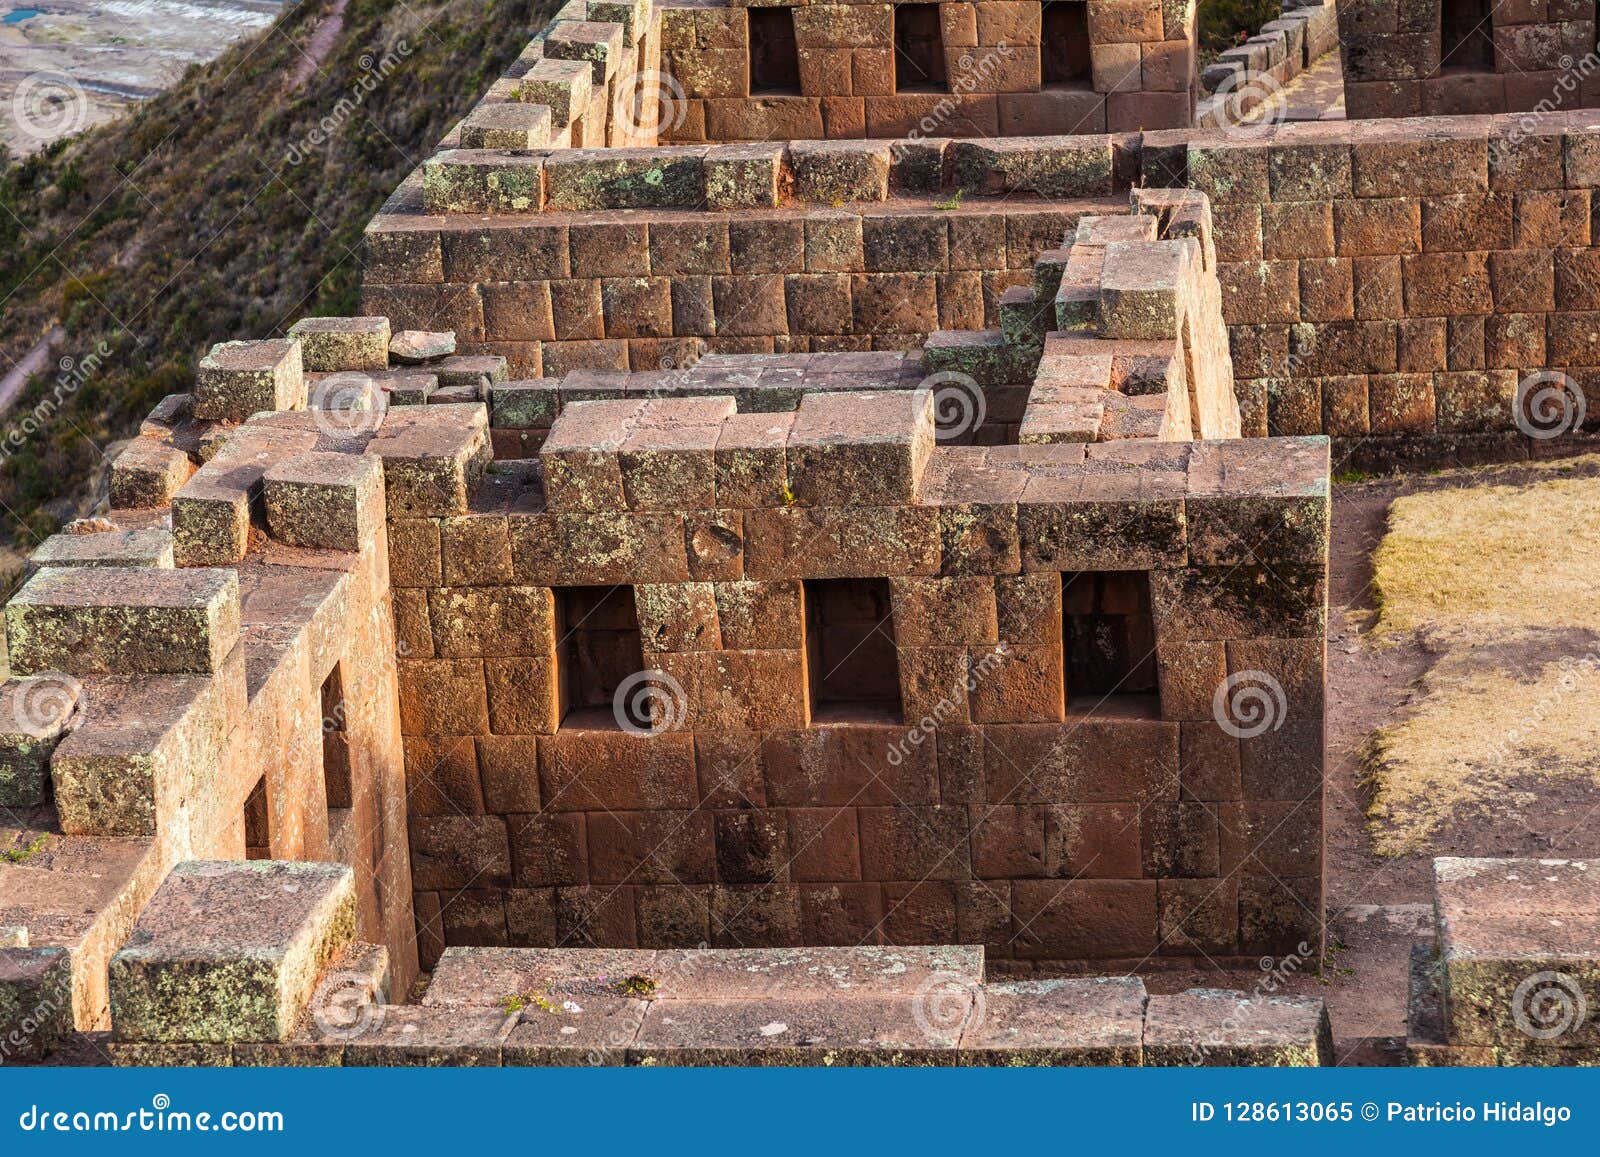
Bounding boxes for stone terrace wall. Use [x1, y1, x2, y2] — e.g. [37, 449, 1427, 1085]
[0, 324, 432, 1040]
[372, 111, 1600, 463]
[656, 0, 1195, 141]
[391, 381, 1328, 969]
[1147, 113, 1600, 470]
[1337, 1, 1600, 120]
[366, 135, 1136, 379]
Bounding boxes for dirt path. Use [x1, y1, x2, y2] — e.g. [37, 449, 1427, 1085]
[0, 326, 62, 414]
[289, 0, 347, 90]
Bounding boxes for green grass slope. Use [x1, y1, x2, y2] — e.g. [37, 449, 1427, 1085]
[0, 0, 550, 568]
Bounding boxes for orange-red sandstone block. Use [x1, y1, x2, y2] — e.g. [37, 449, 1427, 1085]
[1011, 878, 1157, 959]
[786, 389, 934, 506]
[195, 339, 305, 423]
[262, 451, 384, 554]
[8, 566, 239, 677]
[538, 730, 698, 811]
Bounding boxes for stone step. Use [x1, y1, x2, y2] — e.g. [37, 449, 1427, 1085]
[8, 566, 241, 677]
[109, 860, 357, 1044]
[1406, 939, 1492, 1066]
[48, 652, 246, 836]
[0, 675, 83, 807]
[422, 150, 544, 214]
[1433, 856, 1600, 1056]
[86, 937, 1337, 1067]
[586, 0, 648, 47]
[262, 451, 385, 554]
[109, 439, 195, 510]
[364, 403, 491, 517]
[195, 339, 305, 423]
[1143, 988, 1332, 1066]
[517, 57, 592, 130]
[460, 102, 552, 150]
[921, 329, 1027, 389]
[171, 426, 321, 566]
[998, 284, 1053, 354]
[286, 317, 390, 374]
[542, 20, 623, 86]
[422, 945, 985, 1007]
[27, 527, 174, 575]
[0, 945, 72, 1062]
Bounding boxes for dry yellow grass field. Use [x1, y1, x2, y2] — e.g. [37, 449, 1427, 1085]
[1363, 459, 1600, 854]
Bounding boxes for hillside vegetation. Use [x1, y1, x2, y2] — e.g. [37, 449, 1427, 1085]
[0, 0, 550, 568]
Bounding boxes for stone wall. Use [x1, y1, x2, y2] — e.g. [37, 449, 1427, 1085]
[379, 196, 1327, 970]
[394, 421, 1328, 969]
[376, 11, 1600, 469]
[1150, 113, 1600, 469]
[1338, 1, 1600, 120]
[0, 322, 427, 1043]
[655, 0, 1196, 140]
[366, 134, 1139, 382]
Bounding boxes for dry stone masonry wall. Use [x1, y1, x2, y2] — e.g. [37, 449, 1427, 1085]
[22, 0, 1600, 1067]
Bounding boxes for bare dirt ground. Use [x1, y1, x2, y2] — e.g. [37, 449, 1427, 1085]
[0, 0, 280, 156]
[1136, 457, 1600, 1064]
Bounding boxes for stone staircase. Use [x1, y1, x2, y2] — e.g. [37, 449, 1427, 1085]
[922, 187, 1240, 446]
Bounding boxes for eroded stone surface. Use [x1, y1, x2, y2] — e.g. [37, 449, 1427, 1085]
[109, 861, 356, 1043]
